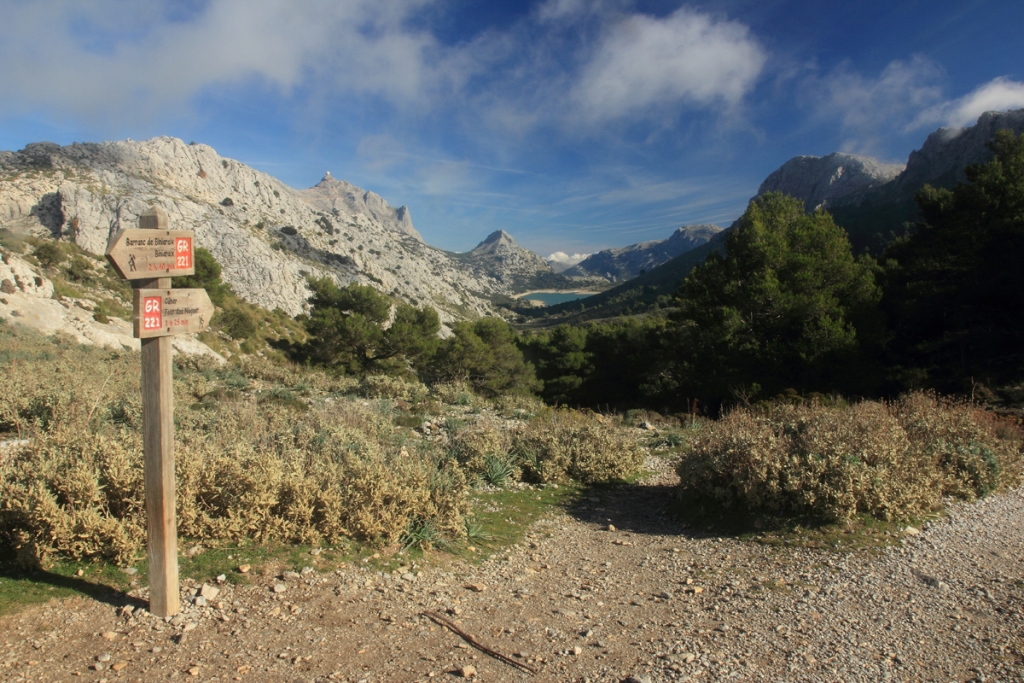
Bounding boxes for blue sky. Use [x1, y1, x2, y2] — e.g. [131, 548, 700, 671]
[2, 1, 1023, 260]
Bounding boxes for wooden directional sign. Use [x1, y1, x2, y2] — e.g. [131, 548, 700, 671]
[106, 229, 196, 280]
[133, 288, 214, 338]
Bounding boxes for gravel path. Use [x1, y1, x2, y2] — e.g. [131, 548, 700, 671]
[2, 457, 1022, 683]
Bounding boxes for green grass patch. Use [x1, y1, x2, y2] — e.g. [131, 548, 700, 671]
[454, 483, 582, 561]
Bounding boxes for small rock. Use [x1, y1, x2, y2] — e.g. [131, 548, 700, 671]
[238, 564, 251, 574]
[97, 654, 111, 662]
[460, 664, 477, 678]
[572, 646, 583, 655]
[402, 572, 416, 582]
[607, 524, 617, 532]
[273, 583, 287, 593]
[215, 574, 227, 584]
[659, 591, 673, 600]
[119, 605, 135, 617]
[301, 566, 315, 575]
[310, 548, 322, 556]
[182, 623, 196, 633]
[187, 666, 200, 676]
[465, 583, 486, 592]
[111, 661, 128, 672]
[194, 596, 208, 607]
[120, 567, 138, 576]
[100, 631, 118, 641]
[91, 663, 106, 671]
[688, 587, 703, 595]
[904, 526, 920, 536]
[199, 583, 220, 600]
[282, 571, 301, 580]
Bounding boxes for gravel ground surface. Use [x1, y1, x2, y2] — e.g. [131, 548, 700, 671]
[2, 457, 1022, 683]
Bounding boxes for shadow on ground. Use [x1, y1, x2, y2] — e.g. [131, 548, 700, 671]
[563, 481, 692, 538]
[0, 555, 145, 614]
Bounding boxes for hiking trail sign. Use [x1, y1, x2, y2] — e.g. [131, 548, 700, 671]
[134, 288, 214, 338]
[105, 206, 213, 617]
[105, 228, 196, 280]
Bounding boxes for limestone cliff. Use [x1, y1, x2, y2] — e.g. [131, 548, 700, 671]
[756, 153, 903, 211]
[0, 137, 526, 322]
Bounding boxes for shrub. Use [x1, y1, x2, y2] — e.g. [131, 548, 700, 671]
[513, 410, 646, 484]
[676, 393, 1022, 523]
[32, 241, 64, 269]
[0, 327, 468, 566]
[219, 306, 257, 340]
[359, 374, 428, 403]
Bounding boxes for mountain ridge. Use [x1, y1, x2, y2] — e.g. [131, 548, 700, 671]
[564, 224, 721, 281]
[0, 137, 539, 322]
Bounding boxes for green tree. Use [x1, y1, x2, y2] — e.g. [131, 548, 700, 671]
[672, 192, 882, 405]
[883, 130, 1024, 389]
[303, 278, 440, 376]
[429, 317, 540, 396]
[523, 324, 592, 405]
[173, 247, 233, 305]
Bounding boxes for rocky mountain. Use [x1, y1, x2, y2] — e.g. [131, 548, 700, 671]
[0, 137, 535, 322]
[759, 109, 1024, 253]
[455, 230, 569, 292]
[756, 153, 904, 211]
[564, 224, 721, 281]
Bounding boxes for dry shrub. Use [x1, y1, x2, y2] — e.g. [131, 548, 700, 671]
[430, 381, 478, 407]
[491, 392, 546, 419]
[0, 327, 467, 566]
[514, 410, 647, 484]
[445, 419, 516, 476]
[360, 374, 428, 403]
[236, 355, 357, 394]
[677, 392, 1023, 523]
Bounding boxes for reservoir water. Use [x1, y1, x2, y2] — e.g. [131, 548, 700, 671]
[521, 292, 593, 306]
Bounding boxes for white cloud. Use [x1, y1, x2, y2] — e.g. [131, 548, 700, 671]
[546, 251, 590, 272]
[807, 55, 944, 155]
[0, 0, 445, 124]
[570, 8, 766, 122]
[909, 77, 1024, 130]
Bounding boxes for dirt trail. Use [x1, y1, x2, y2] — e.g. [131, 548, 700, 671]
[3, 458, 1022, 683]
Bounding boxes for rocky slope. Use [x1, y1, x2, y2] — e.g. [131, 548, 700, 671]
[564, 225, 721, 281]
[0, 137, 534, 322]
[755, 153, 903, 211]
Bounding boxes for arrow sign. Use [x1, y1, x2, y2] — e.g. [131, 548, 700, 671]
[133, 288, 214, 338]
[107, 229, 196, 280]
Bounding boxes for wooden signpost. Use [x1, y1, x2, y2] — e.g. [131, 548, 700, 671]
[106, 207, 211, 617]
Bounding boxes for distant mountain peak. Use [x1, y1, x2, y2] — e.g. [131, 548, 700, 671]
[481, 229, 516, 245]
[564, 224, 721, 281]
[301, 174, 422, 241]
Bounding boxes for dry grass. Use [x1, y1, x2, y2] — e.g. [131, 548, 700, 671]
[677, 393, 1023, 523]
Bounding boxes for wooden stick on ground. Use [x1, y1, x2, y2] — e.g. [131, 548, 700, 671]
[421, 611, 538, 675]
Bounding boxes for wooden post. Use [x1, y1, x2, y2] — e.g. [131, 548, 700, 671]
[136, 207, 180, 617]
